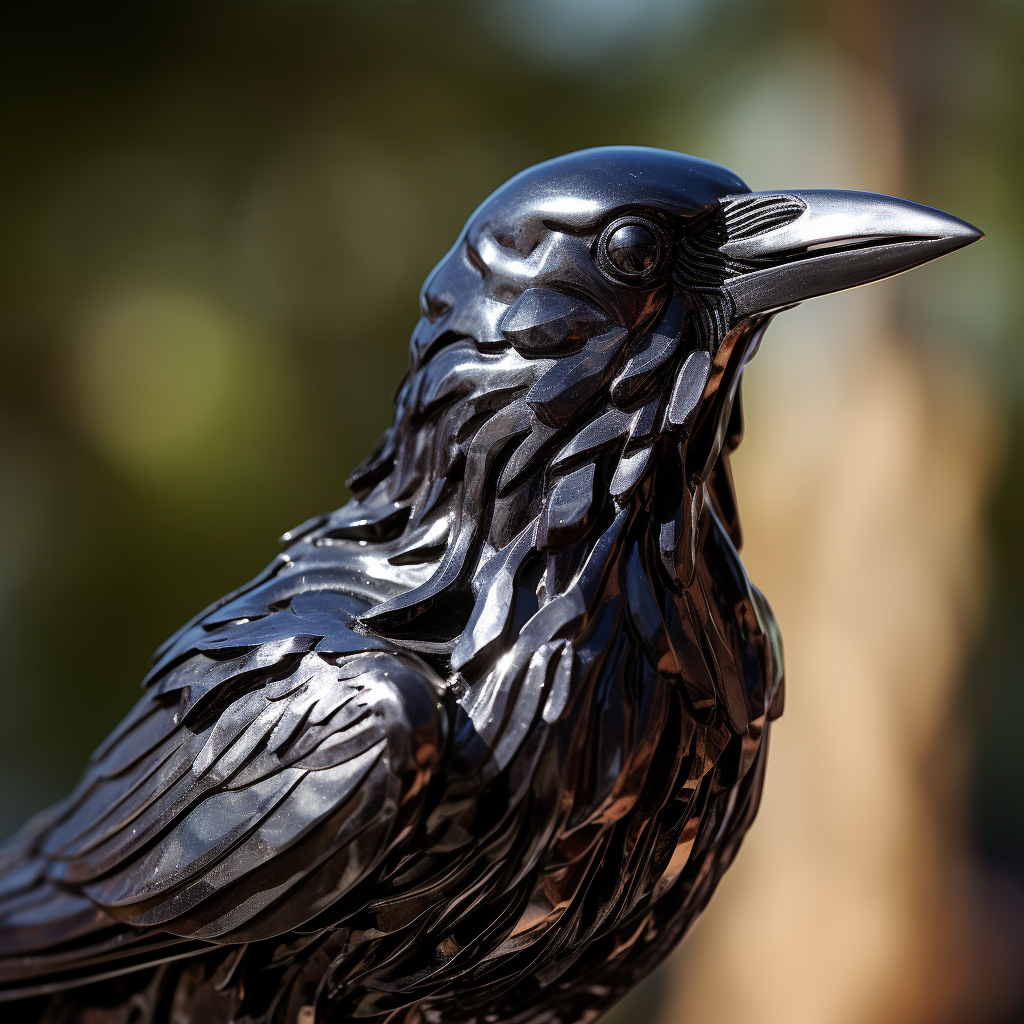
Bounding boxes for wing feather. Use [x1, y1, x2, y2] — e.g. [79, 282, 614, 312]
[0, 633, 448, 995]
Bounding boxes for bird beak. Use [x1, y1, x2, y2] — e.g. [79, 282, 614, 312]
[719, 190, 983, 318]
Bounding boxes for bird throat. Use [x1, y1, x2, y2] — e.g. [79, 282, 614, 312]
[347, 356, 720, 685]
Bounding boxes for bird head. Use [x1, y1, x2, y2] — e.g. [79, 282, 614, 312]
[349, 147, 980, 663]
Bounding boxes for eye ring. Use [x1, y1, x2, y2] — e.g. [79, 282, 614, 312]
[596, 216, 668, 286]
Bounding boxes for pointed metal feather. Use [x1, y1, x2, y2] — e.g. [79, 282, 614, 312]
[526, 328, 628, 426]
[501, 288, 611, 354]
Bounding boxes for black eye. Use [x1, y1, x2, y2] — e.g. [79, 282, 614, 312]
[597, 216, 667, 285]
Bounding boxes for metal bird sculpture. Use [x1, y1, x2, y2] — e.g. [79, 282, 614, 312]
[0, 147, 981, 1024]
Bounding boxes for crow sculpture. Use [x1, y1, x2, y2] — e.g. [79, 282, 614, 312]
[0, 148, 981, 1024]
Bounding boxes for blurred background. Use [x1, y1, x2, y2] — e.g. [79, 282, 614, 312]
[1, 1, 1022, 1021]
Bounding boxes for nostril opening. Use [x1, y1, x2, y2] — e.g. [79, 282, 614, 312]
[421, 292, 453, 323]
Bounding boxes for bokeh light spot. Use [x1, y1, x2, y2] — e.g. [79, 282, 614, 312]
[74, 289, 238, 472]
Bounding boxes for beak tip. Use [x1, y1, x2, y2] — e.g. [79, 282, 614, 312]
[949, 215, 984, 243]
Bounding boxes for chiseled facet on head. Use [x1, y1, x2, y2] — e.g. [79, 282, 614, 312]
[413, 147, 749, 361]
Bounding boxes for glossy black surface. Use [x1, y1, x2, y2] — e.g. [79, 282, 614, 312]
[0, 147, 980, 1024]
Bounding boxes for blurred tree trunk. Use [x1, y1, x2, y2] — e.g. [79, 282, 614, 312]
[654, 5, 1019, 1017]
